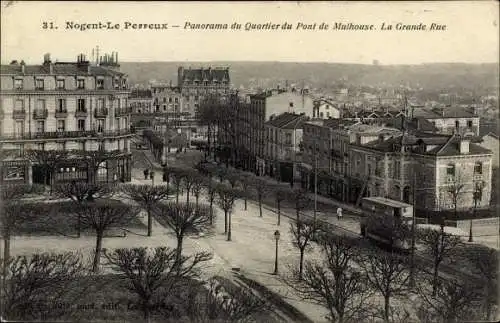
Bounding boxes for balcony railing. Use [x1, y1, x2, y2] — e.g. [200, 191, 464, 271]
[0, 129, 133, 141]
[115, 106, 133, 116]
[75, 109, 88, 117]
[55, 109, 68, 118]
[33, 109, 48, 119]
[94, 108, 108, 118]
[13, 109, 26, 119]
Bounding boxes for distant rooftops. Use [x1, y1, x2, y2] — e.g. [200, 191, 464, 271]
[412, 106, 478, 119]
[265, 112, 308, 129]
[179, 66, 230, 83]
[129, 89, 152, 99]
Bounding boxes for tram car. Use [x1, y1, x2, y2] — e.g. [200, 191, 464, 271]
[359, 197, 413, 252]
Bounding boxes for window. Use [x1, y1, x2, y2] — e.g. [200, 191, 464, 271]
[15, 121, 24, 136]
[36, 99, 46, 111]
[56, 79, 65, 89]
[57, 99, 66, 112]
[14, 79, 23, 90]
[455, 120, 459, 129]
[16, 144, 25, 157]
[98, 141, 104, 151]
[467, 120, 473, 128]
[394, 161, 401, 179]
[97, 79, 104, 89]
[37, 143, 45, 151]
[35, 79, 44, 90]
[175, 97, 179, 103]
[474, 162, 482, 174]
[77, 119, 85, 131]
[14, 99, 24, 111]
[168, 97, 172, 103]
[77, 79, 85, 89]
[114, 78, 119, 89]
[36, 121, 45, 133]
[326, 112, 330, 118]
[195, 96, 199, 101]
[97, 98, 105, 109]
[97, 119, 104, 132]
[285, 133, 292, 145]
[57, 120, 65, 132]
[320, 112, 324, 118]
[446, 164, 455, 177]
[57, 142, 65, 151]
[78, 141, 85, 151]
[115, 117, 120, 130]
[77, 99, 86, 112]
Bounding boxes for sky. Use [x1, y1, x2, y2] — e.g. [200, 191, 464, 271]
[1, 1, 499, 65]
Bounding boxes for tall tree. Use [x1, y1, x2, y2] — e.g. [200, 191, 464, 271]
[191, 174, 205, 208]
[289, 234, 372, 323]
[290, 219, 317, 280]
[205, 179, 218, 225]
[182, 168, 200, 205]
[54, 182, 114, 237]
[239, 172, 256, 211]
[68, 200, 139, 272]
[104, 247, 212, 322]
[167, 166, 185, 204]
[25, 149, 68, 192]
[153, 203, 212, 265]
[417, 226, 462, 295]
[216, 184, 240, 241]
[120, 184, 173, 237]
[358, 247, 412, 323]
[445, 171, 467, 219]
[253, 178, 270, 217]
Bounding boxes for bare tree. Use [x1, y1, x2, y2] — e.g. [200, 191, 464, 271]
[239, 172, 256, 211]
[1, 252, 92, 321]
[54, 181, 114, 237]
[288, 234, 372, 323]
[167, 166, 185, 204]
[417, 226, 462, 295]
[25, 149, 68, 193]
[291, 188, 310, 222]
[290, 219, 317, 280]
[104, 247, 212, 322]
[77, 150, 122, 185]
[182, 169, 200, 205]
[154, 203, 212, 265]
[358, 247, 412, 323]
[253, 178, 270, 218]
[190, 173, 205, 208]
[68, 199, 139, 272]
[446, 171, 467, 219]
[216, 184, 240, 241]
[120, 184, 173, 237]
[205, 179, 218, 225]
[459, 244, 499, 320]
[416, 277, 483, 323]
[273, 185, 291, 226]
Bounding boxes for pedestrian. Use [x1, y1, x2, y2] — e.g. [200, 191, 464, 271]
[143, 168, 149, 180]
[337, 207, 343, 220]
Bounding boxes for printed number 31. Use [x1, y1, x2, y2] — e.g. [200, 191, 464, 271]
[42, 22, 56, 29]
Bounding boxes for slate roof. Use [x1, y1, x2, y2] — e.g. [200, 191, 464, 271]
[412, 107, 477, 119]
[0, 63, 125, 77]
[265, 112, 307, 129]
[363, 132, 492, 156]
[181, 67, 229, 82]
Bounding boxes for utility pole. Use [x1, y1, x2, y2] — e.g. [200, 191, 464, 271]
[409, 172, 417, 287]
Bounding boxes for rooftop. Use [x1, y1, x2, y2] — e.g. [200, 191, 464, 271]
[179, 67, 230, 83]
[412, 106, 478, 119]
[0, 63, 125, 77]
[265, 112, 308, 129]
[130, 89, 152, 99]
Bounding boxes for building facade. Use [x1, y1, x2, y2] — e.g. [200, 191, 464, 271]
[0, 52, 132, 185]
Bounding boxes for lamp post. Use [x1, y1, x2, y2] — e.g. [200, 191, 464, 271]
[273, 230, 280, 275]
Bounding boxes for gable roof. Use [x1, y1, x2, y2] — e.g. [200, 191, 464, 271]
[181, 67, 229, 82]
[265, 112, 307, 129]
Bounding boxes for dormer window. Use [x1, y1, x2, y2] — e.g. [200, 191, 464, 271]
[56, 79, 65, 90]
[14, 78, 23, 90]
[77, 79, 85, 89]
[97, 79, 104, 89]
[35, 79, 44, 90]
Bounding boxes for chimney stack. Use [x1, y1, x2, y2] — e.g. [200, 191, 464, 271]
[43, 53, 51, 64]
[20, 60, 25, 74]
[459, 136, 470, 154]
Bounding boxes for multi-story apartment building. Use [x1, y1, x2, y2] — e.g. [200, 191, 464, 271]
[239, 89, 315, 174]
[300, 121, 400, 202]
[151, 84, 184, 115]
[0, 52, 132, 185]
[177, 66, 230, 115]
[406, 106, 480, 136]
[312, 98, 342, 119]
[349, 132, 493, 214]
[264, 112, 308, 183]
[129, 89, 153, 114]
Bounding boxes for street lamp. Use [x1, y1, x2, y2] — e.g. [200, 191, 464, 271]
[273, 230, 280, 275]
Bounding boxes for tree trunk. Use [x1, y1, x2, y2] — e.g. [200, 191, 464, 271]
[176, 234, 184, 265]
[277, 201, 281, 225]
[259, 196, 263, 217]
[93, 232, 103, 273]
[299, 249, 305, 280]
[224, 210, 228, 233]
[384, 294, 390, 323]
[432, 262, 439, 296]
[77, 214, 81, 238]
[186, 188, 190, 204]
[209, 198, 214, 225]
[147, 208, 153, 237]
[176, 186, 179, 204]
[142, 301, 150, 322]
[244, 198, 247, 211]
[296, 208, 300, 223]
[227, 211, 232, 241]
[195, 195, 199, 208]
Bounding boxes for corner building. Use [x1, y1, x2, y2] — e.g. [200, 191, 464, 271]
[0, 52, 132, 185]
